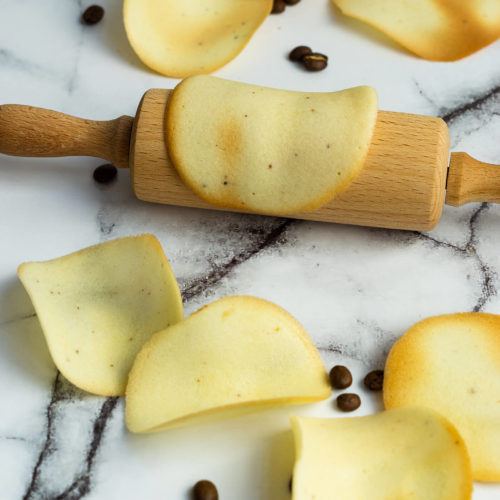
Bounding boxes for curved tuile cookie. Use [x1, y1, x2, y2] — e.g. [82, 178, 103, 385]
[291, 407, 472, 500]
[384, 313, 500, 481]
[18, 235, 183, 396]
[123, 0, 273, 77]
[166, 75, 378, 215]
[126, 295, 331, 432]
[331, 0, 500, 61]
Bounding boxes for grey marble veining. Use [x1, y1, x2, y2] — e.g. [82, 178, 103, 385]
[1, 0, 500, 498]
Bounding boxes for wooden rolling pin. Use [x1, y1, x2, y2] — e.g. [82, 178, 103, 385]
[0, 89, 499, 231]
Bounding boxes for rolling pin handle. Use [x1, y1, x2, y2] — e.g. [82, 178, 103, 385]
[445, 153, 500, 207]
[0, 104, 133, 168]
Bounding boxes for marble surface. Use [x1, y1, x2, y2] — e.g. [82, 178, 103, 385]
[1, 0, 500, 498]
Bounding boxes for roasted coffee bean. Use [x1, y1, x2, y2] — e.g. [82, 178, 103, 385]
[193, 480, 218, 500]
[329, 365, 352, 389]
[284, 0, 301, 5]
[82, 5, 105, 25]
[289, 45, 312, 62]
[336, 393, 361, 412]
[93, 164, 117, 184]
[302, 52, 328, 71]
[364, 370, 384, 391]
[314, 52, 328, 62]
[271, 0, 286, 14]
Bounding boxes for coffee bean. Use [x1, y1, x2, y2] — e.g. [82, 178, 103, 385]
[289, 45, 312, 62]
[271, 0, 286, 14]
[364, 370, 384, 391]
[329, 365, 352, 389]
[336, 393, 361, 412]
[302, 52, 328, 71]
[284, 0, 301, 5]
[82, 5, 105, 25]
[193, 480, 218, 500]
[93, 164, 117, 184]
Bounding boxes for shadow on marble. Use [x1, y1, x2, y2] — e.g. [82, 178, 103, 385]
[262, 429, 295, 500]
[0, 154, 126, 226]
[119, 402, 323, 499]
[101, 0, 150, 72]
[1, 153, 98, 186]
[0, 275, 35, 325]
[0, 278, 55, 386]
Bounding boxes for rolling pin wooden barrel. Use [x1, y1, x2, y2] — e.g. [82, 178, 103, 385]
[1, 88, 499, 231]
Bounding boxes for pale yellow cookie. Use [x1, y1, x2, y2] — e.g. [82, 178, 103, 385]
[332, 0, 500, 61]
[123, 0, 272, 77]
[384, 313, 500, 481]
[166, 76, 378, 215]
[18, 235, 183, 397]
[126, 295, 331, 432]
[291, 407, 472, 500]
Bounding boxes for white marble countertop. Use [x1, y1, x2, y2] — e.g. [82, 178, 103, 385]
[1, 1, 500, 498]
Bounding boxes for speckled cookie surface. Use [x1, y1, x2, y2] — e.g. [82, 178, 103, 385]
[384, 313, 500, 481]
[124, 0, 272, 77]
[126, 295, 331, 432]
[18, 235, 183, 396]
[166, 75, 378, 215]
[332, 0, 500, 61]
[291, 407, 472, 500]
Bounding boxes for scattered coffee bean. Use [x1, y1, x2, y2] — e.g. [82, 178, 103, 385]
[314, 52, 328, 62]
[271, 0, 286, 14]
[193, 480, 218, 500]
[364, 370, 384, 391]
[82, 5, 105, 25]
[93, 164, 117, 184]
[284, 0, 301, 4]
[329, 365, 352, 390]
[289, 45, 312, 62]
[302, 52, 328, 71]
[336, 393, 361, 412]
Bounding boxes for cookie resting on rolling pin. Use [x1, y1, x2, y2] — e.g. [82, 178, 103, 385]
[1, 75, 500, 231]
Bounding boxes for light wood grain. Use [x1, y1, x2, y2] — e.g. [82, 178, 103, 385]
[0, 104, 133, 168]
[446, 153, 500, 207]
[0, 92, 452, 231]
[131, 89, 450, 231]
